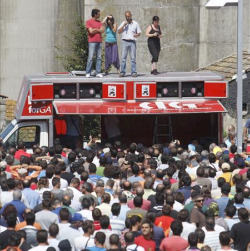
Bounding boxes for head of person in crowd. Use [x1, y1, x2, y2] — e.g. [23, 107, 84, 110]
[94, 231, 106, 248]
[133, 196, 143, 208]
[59, 208, 70, 223]
[188, 232, 199, 248]
[100, 215, 110, 230]
[125, 232, 135, 247]
[111, 203, 121, 217]
[217, 177, 226, 188]
[81, 182, 93, 195]
[119, 193, 127, 205]
[193, 193, 204, 209]
[219, 231, 232, 249]
[13, 189, 22, 201]
[62, 195, 71, 207]
[161, 204, 172, 216]
[109, 234, 120, 249]
[195, 228, 205, 245]
[144, 177, 154, 190]
[129, 215, 142, 230]
[178, 209, 189, 222]
[221, 182, 231, 196]
[82, 197, 91, 210]
[175, 192, 185, 205]
[238, 207, 249, 222]
[82, 220, 95, 236]
[49, 223, 59, 239]
[205, 216, 215, 231]
[52, 177, 60, 189]
[155, 193, 165, 206]
[25, 211, 36, 226]
[42, 199, 52, 210]
[36, 229, 48, 246]
[201, 246, 212, 251]
[141, 219, 154, 239]
[171, 220, 183, 236]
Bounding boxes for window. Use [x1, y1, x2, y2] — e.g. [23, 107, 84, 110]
[5, 126, 40, 149]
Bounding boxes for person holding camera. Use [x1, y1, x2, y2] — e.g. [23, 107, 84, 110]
[118, 11, 141, 78]
[146, 16, 162, 75]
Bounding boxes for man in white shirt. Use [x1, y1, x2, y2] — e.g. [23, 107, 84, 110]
[74, 220, 95, 251]
[78, 197, 93, 220]
[118, 11, 141, 77]
[29, 230, 49, 251]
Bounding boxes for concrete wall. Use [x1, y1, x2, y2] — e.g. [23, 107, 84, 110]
[199, 0, 250, 68]
[0, 0, 84, 99]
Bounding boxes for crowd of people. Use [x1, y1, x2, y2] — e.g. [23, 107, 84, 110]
[85, 9, 162, 78]
[0, 137, 250, 251]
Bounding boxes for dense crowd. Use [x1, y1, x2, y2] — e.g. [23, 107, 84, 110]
[0, 138, 250, 251]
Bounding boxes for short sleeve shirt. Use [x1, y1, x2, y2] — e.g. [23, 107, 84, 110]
[86, 18, 102, 42]
[118, 20, 141, 41]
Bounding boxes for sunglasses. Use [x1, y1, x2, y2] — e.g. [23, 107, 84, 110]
[196, 199, 204, 202]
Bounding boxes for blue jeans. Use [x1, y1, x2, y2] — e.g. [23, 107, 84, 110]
[86, 42, 102, 74]
[120, 40, 137, 74]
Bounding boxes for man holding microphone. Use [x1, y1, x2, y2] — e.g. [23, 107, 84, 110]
[118, 11, 141, 78]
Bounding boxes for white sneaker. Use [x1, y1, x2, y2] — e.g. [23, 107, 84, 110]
[86, 73, 90, 78]
[96, 73, 103, 78]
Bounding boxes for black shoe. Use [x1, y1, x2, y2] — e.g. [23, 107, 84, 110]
[153, 69, 158, 75]
[151, 70, 154, 74]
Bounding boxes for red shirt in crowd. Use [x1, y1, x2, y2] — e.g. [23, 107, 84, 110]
[154, 215, 174, 237]
[14, 149, 31, 160]
[135, 235, 156, 251]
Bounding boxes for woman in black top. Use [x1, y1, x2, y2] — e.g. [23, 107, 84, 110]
[146, 16, 162, 75]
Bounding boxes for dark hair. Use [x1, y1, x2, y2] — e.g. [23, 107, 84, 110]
[37, 230, 48, 244]
[133, 196, 143, 207]
[125, 232, 134, 244]
[49, 223, 59, 238]
[152, 16, 159, 22]
[238, 207, 249, 221]
[26, 211, 35, 225]
[59, 208, 70, 221]
[100, 215, 110, 229]
[119, 193, 127, 204]
[102, 193, 111, 204]
[52, 177, 60, 187]
[217, 177, 226, 188]
[89, 163, 97, 173]
[82, 220, 93, 233]
[7, 178, 16, 190]
[155, 193, 165, 205]
[162, 204, 171, 216]
[106, 16, 114, 28]
[188, 232, 198, 247]
[109, 234, 119, 246]
[219, 231, 231, 246]
[6, 212, 17, 228]
[195, 228, 205, 243]
[221, 182, 231, 195]
[205, 216, 215, 231]
[92, 208, 102, 221]
[111, 203, 121, 216]
[42, 199, 52, 209]
[234, 192, 244, 204]
[178, 209, 189, 222]
[130, 215, 141, 227]
[81, 197, 91, 209]
[170, 220, 183, 236]
[95, 231, 106, 245]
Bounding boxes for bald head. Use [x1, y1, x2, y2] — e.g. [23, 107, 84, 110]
[136, 186, 144, 197]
